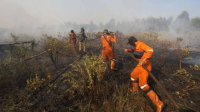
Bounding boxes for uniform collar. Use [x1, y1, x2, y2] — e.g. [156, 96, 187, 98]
[135, 41, 141, 46]
[103, 34, 109, 38]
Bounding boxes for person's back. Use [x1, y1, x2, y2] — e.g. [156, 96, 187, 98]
[101, 29, 117, 70]
[78, 28, 87, 42]
[101, 34, 115, 50]
[78, 28, 87, 53]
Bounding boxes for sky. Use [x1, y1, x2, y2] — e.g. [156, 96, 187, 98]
[0, 0, 200, 29]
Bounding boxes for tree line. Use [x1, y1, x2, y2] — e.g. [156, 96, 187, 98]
[65, 11, 200, 35]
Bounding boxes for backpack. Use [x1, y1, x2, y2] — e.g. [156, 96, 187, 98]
[133, 51, 144, 59]
[78, 32, 86, 42]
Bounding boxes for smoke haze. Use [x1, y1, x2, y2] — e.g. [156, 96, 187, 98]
[0, 0, 200, 41]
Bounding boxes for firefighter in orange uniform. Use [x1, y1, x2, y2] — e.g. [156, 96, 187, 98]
[124, 36, 164, 112]
[69, 30, 77, 51]
[101, 29, 117, 70]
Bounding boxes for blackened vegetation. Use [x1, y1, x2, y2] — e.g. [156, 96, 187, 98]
[0, 32, 199, 112]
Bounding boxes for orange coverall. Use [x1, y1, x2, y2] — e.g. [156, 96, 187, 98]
[128, 41, 153, 91]
[101, 34, 117, 69]
[127, 40, 164, 112]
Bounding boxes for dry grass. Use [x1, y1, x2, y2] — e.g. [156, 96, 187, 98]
[0, 32, 199, 112]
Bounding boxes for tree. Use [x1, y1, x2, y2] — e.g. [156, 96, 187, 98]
[89, 21, 96, 30]
[190, 17, 200, 30]
[105, 18, 116, 30]
[176, 11, 190, 23]
[174, 11, 190, 34]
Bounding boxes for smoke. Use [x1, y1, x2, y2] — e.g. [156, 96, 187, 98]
[0, 0, 200, 43]
[0, 0, 70, 41]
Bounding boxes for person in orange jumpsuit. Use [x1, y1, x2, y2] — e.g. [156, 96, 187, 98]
[101, 29, 117, 70]
[124, 36, 164, 112]
[69, 30, 77, 51]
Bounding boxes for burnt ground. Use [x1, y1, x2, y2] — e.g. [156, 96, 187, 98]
[86, 35, 200, 112]
[74, 34, 200, 112]
[0, 34, 200, 112]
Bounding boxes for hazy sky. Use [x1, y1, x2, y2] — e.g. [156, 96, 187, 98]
[0, 0, 200, 28]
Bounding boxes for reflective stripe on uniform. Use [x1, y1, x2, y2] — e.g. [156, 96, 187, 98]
[111, 59, 116, 61]
[147, 49, 154, 52]
[131, 78, 137, 81]
[138, 42, 141, 47]
[140, 84, 148, 89]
